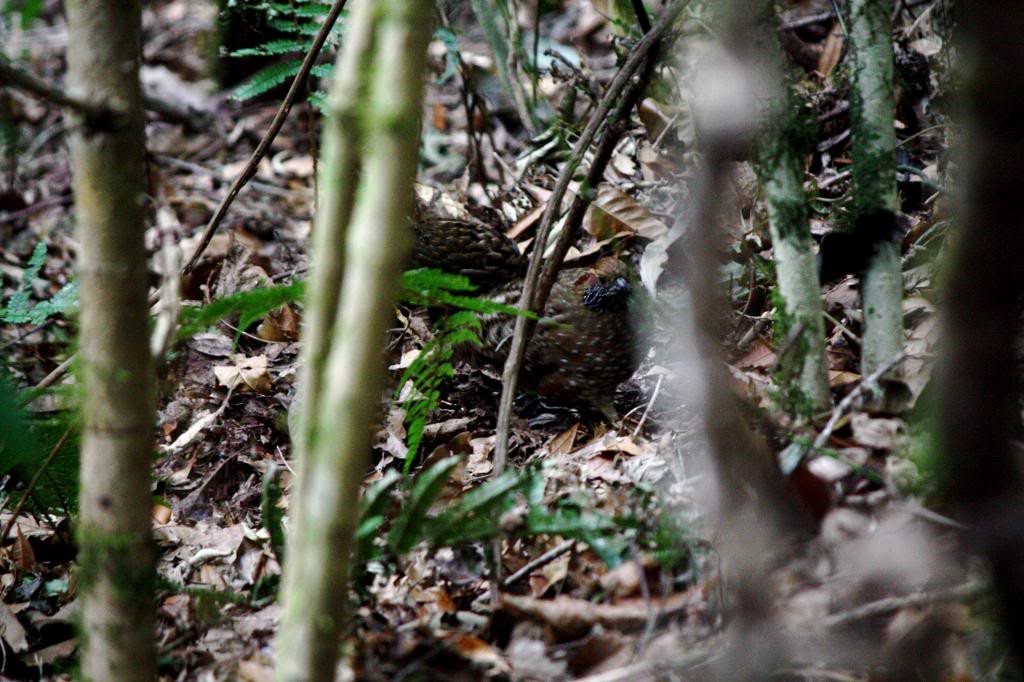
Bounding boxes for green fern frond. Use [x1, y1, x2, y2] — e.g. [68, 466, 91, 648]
[397, 310, 482, 472]
[2, 241, 46, 322]
[232, 59, 303, 101]
[27, 280, 78, 325]
[309, 90, 329, 112]
[230, 38, 307, 57]
[0, 242, 79, 326]
[177, 280, 304, 341]
[309, 63, 333, 79]
[267, 15, 322, 35]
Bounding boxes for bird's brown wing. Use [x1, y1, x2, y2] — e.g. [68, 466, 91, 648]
[410, 218, 526, 287]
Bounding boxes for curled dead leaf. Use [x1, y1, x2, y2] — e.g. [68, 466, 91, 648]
[584, 185, 668, 242]
[213, 354, 272, 393]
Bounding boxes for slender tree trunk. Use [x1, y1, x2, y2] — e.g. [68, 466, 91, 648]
[762, 150, 830, 412]
[849, 0, 903, 376]
[274, 2, 433, 680]
[757, 35, 829, 412]
[937, 3, 1024, 664]
[65, 1, 155, 680]
[291, 0, 376, 458]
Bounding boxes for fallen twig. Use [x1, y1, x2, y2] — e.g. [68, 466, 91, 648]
[0, 60, 124, 129]
[631, 374, 664, 438]
[822, 582, 984, 629]
[778, 10, 835, 32]
[813, 350, 908, 450]
[573, 645, 715, 682]
[501, 539, 575, 588]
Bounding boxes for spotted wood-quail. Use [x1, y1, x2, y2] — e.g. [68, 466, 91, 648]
[411, 217, 640, 416]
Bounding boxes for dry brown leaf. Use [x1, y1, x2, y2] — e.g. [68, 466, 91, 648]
[501, 590, 695, 639]
[213, 354, 272, 393]
[611, 152, 637, 177]
[817, 23, 845, 76]
[637, 141, 676, 181]
[534, 552, 571, 596]
[11, 526, 36, 570]
[0, 600, 29, 652]
[736, 337, 777, 370]
[909, 36, 943, 57]
[548, 423, 580, 455]
[581, 455, 627, 484]
[828, 370, 861, 387]
[599, 561, 643, 599]
[153, 503, 173, 525]
[508, 201, 545, 240]
[572, 431, 642, 459]
[824, 278, 860, 310]
[237, 658, 275, 682]
[445, 633, 508, 672]
[270, 152, 314, 179]
[850, 412, 904, 450]
[25, 638, 75, 666]
[583, 185, 667, 241]
[257, 303, 300, 342]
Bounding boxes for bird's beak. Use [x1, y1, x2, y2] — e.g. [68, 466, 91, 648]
[613, 277, 630, 293]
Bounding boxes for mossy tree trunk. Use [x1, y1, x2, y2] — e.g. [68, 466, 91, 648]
[65, 0, 156, 680]
[274, 1, 433, 680]
[757, 56, 829, 414]
[849, 0, 903, 376]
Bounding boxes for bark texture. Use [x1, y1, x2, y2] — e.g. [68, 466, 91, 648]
[274, 1, 434, 680]
[757, 46, 829, 411]
[849, 0, 903, 376]
[65, 0, 156, 679]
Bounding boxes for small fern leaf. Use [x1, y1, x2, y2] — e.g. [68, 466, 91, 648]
[2, 242, 47, 324]
[177, 281, 305, 341]
[309, 90, 329, 112]
[27, 280, 79, 326]
[232, 59, 303, 101]
[388, 455, 462, 552]
[230, 38, 306, 57]
[309, 63, 334, 79]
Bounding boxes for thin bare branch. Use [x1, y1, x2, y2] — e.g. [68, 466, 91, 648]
[181, 0, 349, 276]
[493, 0, 692, 473]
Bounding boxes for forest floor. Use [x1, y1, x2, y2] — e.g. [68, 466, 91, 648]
[0, 0, 1003, 680]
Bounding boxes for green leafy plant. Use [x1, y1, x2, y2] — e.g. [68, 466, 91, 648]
[176, 279, 304, 342]
[226, 1, 462, 108]
[0, 242, 78, 326]
[1, 0, 44, 30]
[395, 311, 480, 473]
[226, 0, 339, 104]
[356, 456, 687, 573]
[0, 370, 79, 513]
[395, 267, 534, 473]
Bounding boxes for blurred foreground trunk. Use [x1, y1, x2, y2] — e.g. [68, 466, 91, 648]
[65, 0, 156, 679]
[274, 1, 434, 680]
[671, 3, 815, 676]
[937, 3, 1024, 664]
